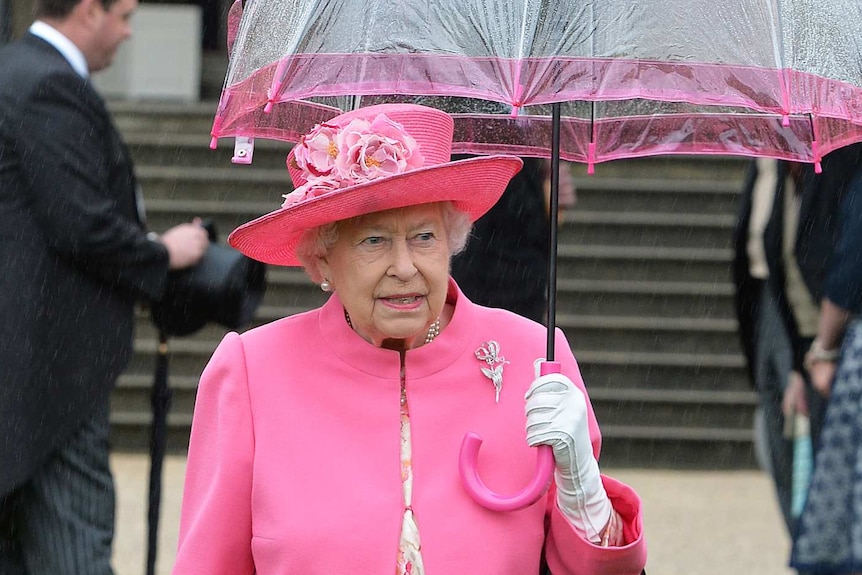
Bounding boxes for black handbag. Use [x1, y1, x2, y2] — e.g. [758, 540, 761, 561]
[150, 220, 266, 337]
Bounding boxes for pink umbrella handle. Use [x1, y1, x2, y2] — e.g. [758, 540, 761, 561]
[459, 435, 554, 511]
[458, 361, 560, 512]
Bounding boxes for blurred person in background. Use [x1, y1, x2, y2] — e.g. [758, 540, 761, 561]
[790, 144, 862, 574]
[733, 157, 823, 537]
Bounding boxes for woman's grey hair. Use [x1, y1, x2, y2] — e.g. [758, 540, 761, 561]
[296, 201, 473, 284]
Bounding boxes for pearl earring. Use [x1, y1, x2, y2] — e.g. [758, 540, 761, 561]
[320, 279, 331, 292]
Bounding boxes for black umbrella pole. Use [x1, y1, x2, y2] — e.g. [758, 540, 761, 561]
[147, 333, 173, 575]
[546, 102, 562, 362]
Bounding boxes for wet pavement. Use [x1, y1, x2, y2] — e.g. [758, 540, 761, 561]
[111, 453, 795, 575]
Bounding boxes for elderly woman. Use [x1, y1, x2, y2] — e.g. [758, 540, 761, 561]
[172, 104, 646, 575]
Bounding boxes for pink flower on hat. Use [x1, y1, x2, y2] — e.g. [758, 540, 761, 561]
[292, 122, 339, 178]
[282, 113, 424, 208]
[281, 177, 341, 208]
[336, 115, 423, 182]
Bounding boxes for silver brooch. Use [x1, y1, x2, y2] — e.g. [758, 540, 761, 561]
[475, 341, 509, 403]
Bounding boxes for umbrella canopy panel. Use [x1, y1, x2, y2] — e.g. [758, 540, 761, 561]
[212, 0, 862, 167]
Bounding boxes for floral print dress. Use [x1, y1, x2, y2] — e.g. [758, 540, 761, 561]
[396, 376, 425, 574]
[791, 320, 862, 573]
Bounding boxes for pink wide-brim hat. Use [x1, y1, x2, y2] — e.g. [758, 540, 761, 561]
[228, 103, 523, 267]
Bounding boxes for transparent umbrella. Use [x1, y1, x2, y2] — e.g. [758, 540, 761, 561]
[213, 0, 862, 171]
[209, 0, 862, 511]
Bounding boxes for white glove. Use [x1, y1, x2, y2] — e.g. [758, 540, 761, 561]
[525, 372, 612, 543]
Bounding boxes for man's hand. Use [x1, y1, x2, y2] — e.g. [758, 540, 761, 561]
[782, 370, 809, 419]
[157, 220, 209, 270]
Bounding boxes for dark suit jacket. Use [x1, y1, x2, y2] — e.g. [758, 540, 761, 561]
[732, 160, 798, 387]
[732, 161, 764, 387]
[0, 33, 170, 495]
[733, 160, 805, 383]
[451, 157, 549, 323]
[795, 143, 862, 309]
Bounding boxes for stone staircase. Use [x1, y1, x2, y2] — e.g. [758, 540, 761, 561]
[110, 100, 757, 469]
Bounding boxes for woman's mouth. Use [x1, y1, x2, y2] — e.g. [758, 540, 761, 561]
[381, 295, 424, 307]
[389, 296, 419, 304]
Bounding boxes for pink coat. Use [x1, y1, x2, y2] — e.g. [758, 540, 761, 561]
[173, 281, 646, 574]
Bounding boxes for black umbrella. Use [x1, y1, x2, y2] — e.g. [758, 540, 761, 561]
[145, 221, 266, 575]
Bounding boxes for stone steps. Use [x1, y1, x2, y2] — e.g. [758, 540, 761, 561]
[555, 244, 733, 283]
[598, 427, 755, 469]
[572, 177, 741, 215]
[136, 166, 290, 205]
[111, 101, 218, 135]
[127, 132, 293, 171]
[561, 211, 734, 248]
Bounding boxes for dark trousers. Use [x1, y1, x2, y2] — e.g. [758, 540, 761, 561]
[0, 401, 115, 575]
[755, 287, 828, 541]
[755, 287, 796, 534]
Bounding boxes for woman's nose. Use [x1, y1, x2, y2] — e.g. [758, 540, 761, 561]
[388, 239, 418, 278]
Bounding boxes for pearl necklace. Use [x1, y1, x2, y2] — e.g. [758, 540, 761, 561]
[423, 318, 441, 344]
[344, 311, 441, 345]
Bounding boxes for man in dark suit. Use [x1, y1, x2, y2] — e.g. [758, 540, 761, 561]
[0, 0, 209, 571]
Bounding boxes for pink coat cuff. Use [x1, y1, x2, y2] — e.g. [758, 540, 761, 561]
[546, 475, 647, 575]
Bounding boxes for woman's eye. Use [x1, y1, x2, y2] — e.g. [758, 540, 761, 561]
[361, 236, 384, 246]
[414, 232, 435, 242]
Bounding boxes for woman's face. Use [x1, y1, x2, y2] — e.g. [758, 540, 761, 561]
[317, 203, 451, 347]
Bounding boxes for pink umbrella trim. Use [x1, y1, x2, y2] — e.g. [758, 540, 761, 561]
[211, 54, 862, 168]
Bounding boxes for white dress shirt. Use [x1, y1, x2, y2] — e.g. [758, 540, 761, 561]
[29, 20, 89, 78]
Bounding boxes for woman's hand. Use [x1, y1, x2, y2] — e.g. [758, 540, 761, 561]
[807, 359, 838, 397]
[525, 373, 611, 543]
[805, 299, 850, 398]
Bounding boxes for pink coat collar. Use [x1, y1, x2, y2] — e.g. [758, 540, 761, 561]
[319, 278, 477, 380]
